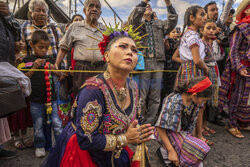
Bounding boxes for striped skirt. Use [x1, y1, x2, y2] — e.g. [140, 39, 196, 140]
[167, 131, 210, 167]
[219, 61, 250, 127]
[207, 65, 219, 107]
[175, 60, 204, 86]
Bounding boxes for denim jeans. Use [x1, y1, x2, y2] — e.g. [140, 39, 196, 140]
[30, 101, 62, 148]
[44, 119, 52, 151]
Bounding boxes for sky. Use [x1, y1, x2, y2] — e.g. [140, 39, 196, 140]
[8, 0, 242, 28]
[55, 0, 242, 28]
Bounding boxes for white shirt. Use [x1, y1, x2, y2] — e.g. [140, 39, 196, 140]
[179, 30, 206, 61]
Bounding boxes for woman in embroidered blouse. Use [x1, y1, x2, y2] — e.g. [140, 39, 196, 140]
[156, 76, 212, 167]
[42, 32, 154, 167]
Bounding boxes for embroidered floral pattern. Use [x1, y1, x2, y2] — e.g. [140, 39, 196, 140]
[104, 134, 117, 151]
[81, 75, 140, 136]
[80, 100, 102, 142]
[100, 78, 139, 135]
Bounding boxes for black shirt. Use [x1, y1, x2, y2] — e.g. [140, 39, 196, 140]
[23, 54, 57, 103]
[0, 16, 15, 65]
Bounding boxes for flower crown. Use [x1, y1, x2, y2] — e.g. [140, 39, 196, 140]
[87, 18, 148, 61]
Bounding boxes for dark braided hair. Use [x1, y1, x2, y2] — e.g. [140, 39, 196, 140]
[174, 76, 213, 98]
[200, 19, 216, 38]
[180, 5, 203, 38]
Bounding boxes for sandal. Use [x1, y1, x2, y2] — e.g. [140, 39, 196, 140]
[202, 130, 210, 136]
[227, 127, 245, 139]
[204, 127, 216, 134]
[23, 138, 34, 148]
[204, 139, 214, 146]
[239, 126, 250, 131]
[14, 140, 26, 150]
[200, 137, 214, 146]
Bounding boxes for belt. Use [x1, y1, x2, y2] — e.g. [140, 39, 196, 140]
[76, 60, 106, 67]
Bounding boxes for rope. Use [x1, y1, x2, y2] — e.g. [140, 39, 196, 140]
[18, 68, 178, 73]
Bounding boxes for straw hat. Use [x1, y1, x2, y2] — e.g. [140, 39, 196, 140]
[235, 0, 250, 21]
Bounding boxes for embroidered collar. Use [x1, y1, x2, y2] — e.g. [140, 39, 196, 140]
[82, 74, 139, 133]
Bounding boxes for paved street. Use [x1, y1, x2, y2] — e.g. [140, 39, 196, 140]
[0, 121, 249, 167]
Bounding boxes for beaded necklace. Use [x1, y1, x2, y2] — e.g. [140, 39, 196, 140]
[44, 62, 52, 124]
[104, 71, 131, 125]
[104, 71, 127, 103]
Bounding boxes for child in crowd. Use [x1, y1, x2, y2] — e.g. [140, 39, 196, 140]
[7, 40, 33, 150]
[172, 6, 210, 144]
[201, 20, 220, 139]
[162, 27, 181, 99]
[156, 76, 212, 167]
[20, 30, 62, 157]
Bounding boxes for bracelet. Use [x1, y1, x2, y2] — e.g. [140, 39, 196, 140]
[104, 135, 117, 151]
[114, 134, 128, 159]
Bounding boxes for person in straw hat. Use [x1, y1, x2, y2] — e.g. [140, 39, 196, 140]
[219, 0, 250, 138]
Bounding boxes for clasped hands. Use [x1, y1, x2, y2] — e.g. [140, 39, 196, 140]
[125, 120, 154, 145]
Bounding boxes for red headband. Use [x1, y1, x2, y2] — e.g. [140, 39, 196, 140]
[187, 77, 212, 94]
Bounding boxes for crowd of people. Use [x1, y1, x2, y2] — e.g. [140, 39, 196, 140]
[0, 0, 249, 166]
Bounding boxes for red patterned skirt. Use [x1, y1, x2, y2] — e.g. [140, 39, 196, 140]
[7, 97, 33, 132]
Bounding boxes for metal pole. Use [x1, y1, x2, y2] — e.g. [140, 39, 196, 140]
[222, 0, 225, 10]
[103, 0, 123, 24]
[69, 0, 72, 18]
[79, 0, 84, 6]
[75, 0, 77, 14]
[13, 0, 17, 13]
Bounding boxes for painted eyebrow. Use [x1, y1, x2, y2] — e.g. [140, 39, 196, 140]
[119, 42, 136, 49]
